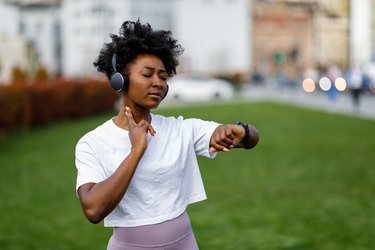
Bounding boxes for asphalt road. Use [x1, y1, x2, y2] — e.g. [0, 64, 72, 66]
[240, 84, 375, 120]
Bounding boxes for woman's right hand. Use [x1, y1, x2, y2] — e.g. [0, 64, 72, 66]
[125, 106, 155, 152]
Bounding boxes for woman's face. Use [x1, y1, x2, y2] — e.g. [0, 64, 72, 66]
[125, 54, 168, 109]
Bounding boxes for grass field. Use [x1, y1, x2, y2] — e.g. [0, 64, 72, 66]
[0, 101, 374, 250]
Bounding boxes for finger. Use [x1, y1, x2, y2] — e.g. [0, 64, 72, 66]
[225, 128, 236, 140]
[220, 136, 235, 146]
[217, 127, 235, 145]
[212, 133, 233, 148]
[149, 125, 156, 136]
[139, 120, 150, 131]
[125, 106, 136, 126]
[139, 120, 152, 130]
[209, 147, 217, 153]
[224, 129, 237, 148]
[210, 143, 230, 153]
[231, 137, 241, 147]
[217, 146, 230, 152]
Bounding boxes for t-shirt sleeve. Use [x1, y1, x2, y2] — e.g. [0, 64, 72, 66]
[185, 118, 221, 158]
[75, 139, 106, 192]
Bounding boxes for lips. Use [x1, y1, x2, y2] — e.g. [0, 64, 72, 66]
[148, 92, 163, 99]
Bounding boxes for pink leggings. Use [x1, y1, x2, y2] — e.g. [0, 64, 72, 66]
[106, 212, 199, 250]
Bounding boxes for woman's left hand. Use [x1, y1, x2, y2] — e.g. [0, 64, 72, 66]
[209, 123, 259, 152]
[209, 125, 244, 152]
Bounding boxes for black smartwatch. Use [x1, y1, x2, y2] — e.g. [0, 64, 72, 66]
[235, 121, 251, 149]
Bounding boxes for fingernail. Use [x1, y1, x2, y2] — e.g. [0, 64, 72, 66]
[223, 148, 230, 152]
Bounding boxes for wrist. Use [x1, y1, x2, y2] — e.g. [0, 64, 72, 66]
[234, 121, 251, 149]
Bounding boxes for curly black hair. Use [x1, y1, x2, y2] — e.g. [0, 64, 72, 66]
[93, 20, 184, 79]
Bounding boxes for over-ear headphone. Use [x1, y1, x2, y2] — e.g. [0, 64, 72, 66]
[110, 53, 129, 92]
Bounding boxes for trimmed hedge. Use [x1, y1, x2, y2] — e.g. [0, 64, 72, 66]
[0, 78, 118, 134]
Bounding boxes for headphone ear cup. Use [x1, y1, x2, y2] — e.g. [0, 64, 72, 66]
[163, 85, 169, 99]
[122, 74, 129, 91]
[110, 72, 129, 92]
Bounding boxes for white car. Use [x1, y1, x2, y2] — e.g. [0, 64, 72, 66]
[165, 73, 235, 102]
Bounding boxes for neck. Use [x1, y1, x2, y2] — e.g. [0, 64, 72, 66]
[113, 103, 151, 130]
[131, 107, 152, 123]
[123, 94, 152, 122]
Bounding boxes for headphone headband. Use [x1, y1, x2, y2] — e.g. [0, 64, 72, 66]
[111, 53, 117, 71]
[110, 53, 128, 92]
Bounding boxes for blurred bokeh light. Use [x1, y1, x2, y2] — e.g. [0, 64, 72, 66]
[302, 78, 316, 93]
[334, 77, 347, 91]
[319, 77, 332, 91]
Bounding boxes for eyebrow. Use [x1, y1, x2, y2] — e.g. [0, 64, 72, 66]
[143, 66, 166, 73]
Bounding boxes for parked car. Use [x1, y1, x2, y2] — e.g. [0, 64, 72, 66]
[165, 73, 235, 102]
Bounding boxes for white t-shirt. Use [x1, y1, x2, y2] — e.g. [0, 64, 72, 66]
[75, 113, 220, 227]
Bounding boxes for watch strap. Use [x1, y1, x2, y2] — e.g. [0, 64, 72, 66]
[235, 121, 251, 148]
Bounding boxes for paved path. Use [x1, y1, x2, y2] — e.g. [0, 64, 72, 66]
[240, 84, 375, 120]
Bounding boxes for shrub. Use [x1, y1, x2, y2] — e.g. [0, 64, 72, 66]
[34, 66, 49, 85]
[0, 78, 118, 134]
[11, 66, 27, 83]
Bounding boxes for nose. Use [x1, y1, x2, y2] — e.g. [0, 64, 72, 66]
[152, 77, 168, 98]
[152, 76, 166, 89]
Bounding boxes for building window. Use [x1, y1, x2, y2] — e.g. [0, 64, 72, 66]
[35, 22, 43, 35]
[19, 21, 25, 34]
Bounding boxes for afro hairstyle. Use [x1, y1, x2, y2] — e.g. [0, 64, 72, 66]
[93, 20, 184, 79]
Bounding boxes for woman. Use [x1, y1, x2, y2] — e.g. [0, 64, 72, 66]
[75, 20, 259, 250]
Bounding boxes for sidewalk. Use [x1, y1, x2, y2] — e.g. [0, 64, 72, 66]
[240, 84, 375, 120]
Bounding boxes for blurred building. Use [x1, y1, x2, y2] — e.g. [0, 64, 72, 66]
[253, 0, 351, 80]
[253, 0, 375, 80]
[61, 0, 174, 77]
[3, 0, 59, 3]
[0, 36, 29, 83]
[1, 0, 375, 83]
[130, 0, 173, 31]
[173, 0, 252, 79]
[0, 1, 61, 83]
[373, 0, 375, 60]
[350, 0, 372, 65]
[18, 2, 61, 76]
[61, 0, 126, 77]
[253, 0, 315, 81]
[314, 0, 350, 68]
[61, 0, 250, 79]
[0, 2, 27, 82]
[0, 2, 19, 36]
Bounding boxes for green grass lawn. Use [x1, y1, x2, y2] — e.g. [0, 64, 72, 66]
[0, 101, 375, 250]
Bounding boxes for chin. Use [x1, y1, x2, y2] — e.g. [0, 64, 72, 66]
[150, 103, 160, 109]
[146, 101, 161, 110]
